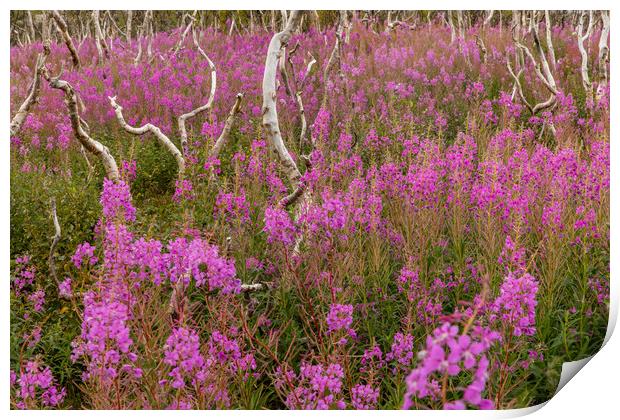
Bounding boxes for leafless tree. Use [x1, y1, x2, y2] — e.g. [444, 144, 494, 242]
[508, 11, 559, 137]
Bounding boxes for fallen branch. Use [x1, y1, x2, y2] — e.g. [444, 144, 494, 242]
[108, 96, 185, 179]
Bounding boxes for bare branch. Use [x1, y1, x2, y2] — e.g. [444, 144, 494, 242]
[48, 198, 61, 284]
[177, 28, 217, 151]
[210, 93, 244, 159]
[45, 73, 120, 181]
[92, 11, 109, 64]
[10, 52, 48, 137]
[108, 96, 185, 179]
[50, 10, 81, 69]
[172, 10, 198, 55]
[321, 11, 346, 109]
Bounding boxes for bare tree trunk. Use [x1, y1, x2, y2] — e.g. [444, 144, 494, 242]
[596, 10, 610, 100]
[146, 10, 153, 59]
[289, 52, 316, 147]
[26, 11, 36, 42]
[509, 13, 559, 137]
[483, 10, 494, 29]
[172, 10, 197, 55]
[262, 10, 304, 185]
[126, 10, 133, 43]
[576, 10, 594, 103]
[10, 52, 48, 137]
[50, 10, 81, 69]
[544, 11, 557, 72]
[447, 11, 456, 43]
[45, 74, 120, 181]
[108, 96, 185, 179]
[92, 11, 106, 64]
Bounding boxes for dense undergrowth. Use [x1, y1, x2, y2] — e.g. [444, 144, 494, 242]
[10, 15, 609, 409]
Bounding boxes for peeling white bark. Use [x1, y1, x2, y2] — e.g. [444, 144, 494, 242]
[92, 11, 109, 64]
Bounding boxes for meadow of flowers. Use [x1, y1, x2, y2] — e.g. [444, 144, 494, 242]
[9, 10, 610, 410]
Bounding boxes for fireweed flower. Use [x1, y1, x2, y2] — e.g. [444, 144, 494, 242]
[263, 206, 297, 246]
[12, 255, 35, 295]
[350, 383, 380, 409]
[490, 272, 539, 337]
[27, 289, 45, 312]
[101, 178, 136, 222]
[72, 242, 98, 269]
[280, 363, 346, 410]
[326, 304, 356, 344]
[166, 237, 241, 294]
[173, 179, 196, 203]
[402, 323, 499, 410]
[58, 277, 73, 298]
[71, 292, 136, 384]
[12, 359, 66, 409]
[386, 332, 415, 373]
[215, 189, 251, 223]
[163, 327, 205, 389]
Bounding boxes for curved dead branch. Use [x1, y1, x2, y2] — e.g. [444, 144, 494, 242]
[177, 27, 217, 152]
[46, 72, 120, 182]
[210, 93, 244, 159]
[10, 52, 48, 137]
[108, 96, 185, 179]
[50, 11, 81, 69]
